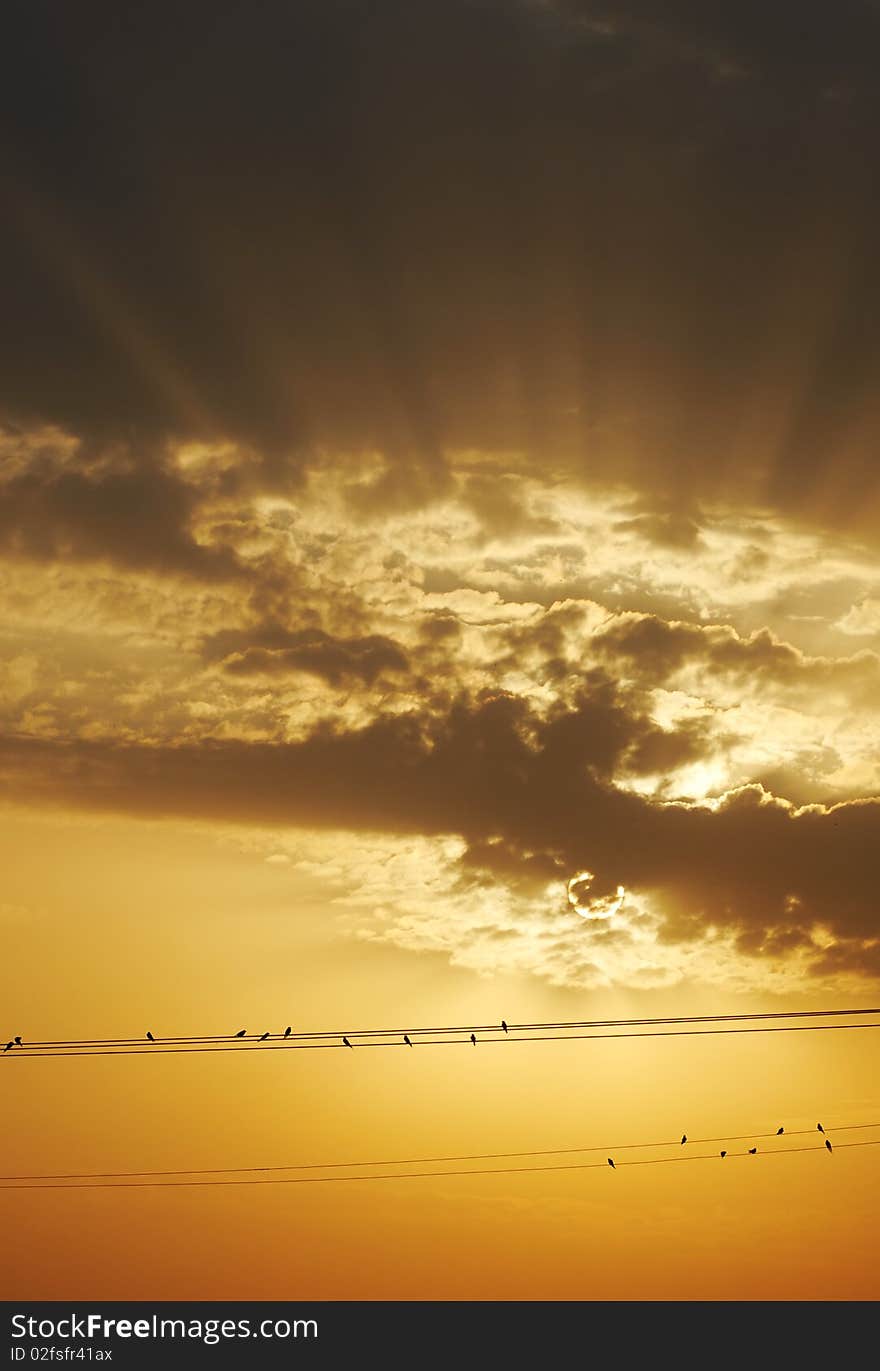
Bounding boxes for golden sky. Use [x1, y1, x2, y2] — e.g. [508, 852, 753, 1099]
[2, 0, 880, 1300]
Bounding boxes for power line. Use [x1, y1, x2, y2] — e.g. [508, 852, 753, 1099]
[7, 1019, 880, 1059]
[11, 1006, 880, 1050]
[2, 1140, 876, 1191]
[3, 1122, 877, 1183]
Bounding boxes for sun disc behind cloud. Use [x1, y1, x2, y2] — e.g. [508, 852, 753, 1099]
[566, 870, 626, 920]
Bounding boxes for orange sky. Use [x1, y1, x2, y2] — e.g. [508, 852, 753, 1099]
[2, 0, 880, 1301]
[1, 809, 878, 1299]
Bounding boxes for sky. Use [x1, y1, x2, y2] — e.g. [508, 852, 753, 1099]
[2, 0, 880, 1301]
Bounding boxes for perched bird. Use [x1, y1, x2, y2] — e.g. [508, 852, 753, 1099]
[470, 1033, 476, 1046]
[343, 1036, 353, 1048]
[776, 1127, 784, 1135]
[235, 1029, 247, 1038]
[817, 1123, 825, 1134]
[259, 1032, 270, 1041]
[501, 1021, 508, 1033]
[14, 1036, 22, 1046]
[680, 1134, 687, 1146]
[3, 1041, 11, 1052]
[607, 1158, 616, 1170]
[748, 1147, 757, 1155]
[146, 1031, 155, 1042]
[825, 1138, 833, 1153]
[404, 1035, 412, 1047]
[720, 1150, 727, 1159]
[284, 1027, 292, 1038]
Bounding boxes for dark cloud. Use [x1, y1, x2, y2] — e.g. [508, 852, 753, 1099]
[595, 613, 880, 701]
[2, 686, 877, 966]
[1, 1, 880, 530]
[461, 474, 560, 539]
[614, 512, 703, 550]
[217, 628, 409, 686]
[418, 614, 463, 644]
[0, 454, 241, 578]
[595, 615, 698, 678]
[555, 1, 880, 92]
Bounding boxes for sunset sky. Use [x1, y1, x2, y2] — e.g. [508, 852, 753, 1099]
[2, 0, 880, 1301]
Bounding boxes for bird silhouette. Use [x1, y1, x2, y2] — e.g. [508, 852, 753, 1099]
[776, 1126, 784, 1135]
[817, 1123, 825, 1134]
[680, 1134, 687, 1145]
[470, 1033, 476, 1046]
[14, 1036, 22, 1046]
[146, 1031, 154, 1042]
[501, 1020, 508, 1033]
[720, 1150, 727, 1158]
[343, 1036, 352, 1048]
[825, 1138, 833, 1153]
[748, 1147, 757, 1155]
[3, 1041, 11, 1052]
[404, 1035, 412, 1047]
[259, 1032, 270, 1041]
[607, 1158, 616, 1170]
[284, 1027, 292, 1038]
[235, 1029, 246, 1038]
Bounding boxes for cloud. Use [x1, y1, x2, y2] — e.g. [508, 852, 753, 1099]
[551, 1, 880, 93]
[837, 597, 880, 638]
[614, 512, 703, 550]
[2, 1, 880, 532]
[2, 687, 878, 970]
[0, 453, 241, 579]
[3, 1, 880, 996]
[594, 613, 880, 707]
[219, 629, 410, 687]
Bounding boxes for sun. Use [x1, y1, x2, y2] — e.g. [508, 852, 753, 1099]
[566, 870, 626, 920]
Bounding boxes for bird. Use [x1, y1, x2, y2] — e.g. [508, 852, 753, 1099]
[470, 1033, 476, 1046]
[817, 1123, 825, 1134]
[343, 1036, 352, 1048]
[680, 1134, 687, 1146]
[259, 1032, 270, 1041]
[146, 1031, 154, 1042]
[284, 1027, 292, 1038]
[235, 1029, 246, 1038]
[501, 1020, 508, 1033]
[720, 1150, 727, 1158]
[607, 1158, 616, 1170]
[3, 1041, 11, 1053]
[825, 1138, 833, 1153]
[404, 1035, 412, 1047]
[776, 1126, 784, 1135]
[748, 1147, 757, 1155]
[14, 1036, 22, 1046]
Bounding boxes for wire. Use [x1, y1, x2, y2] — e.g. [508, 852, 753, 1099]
[7, 1020, 880, 1058]
[1, 1140, 875, 1191]
[11, 1006, 880, 1049]
[2, 1122, 877, 1183]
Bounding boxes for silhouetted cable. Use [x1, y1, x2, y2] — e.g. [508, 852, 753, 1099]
[3, 1122, 877, 1183]
[14, 1006, 880, 1049]
[2, 1140, 876, 1191]
[7, 1020, 880, 1059]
